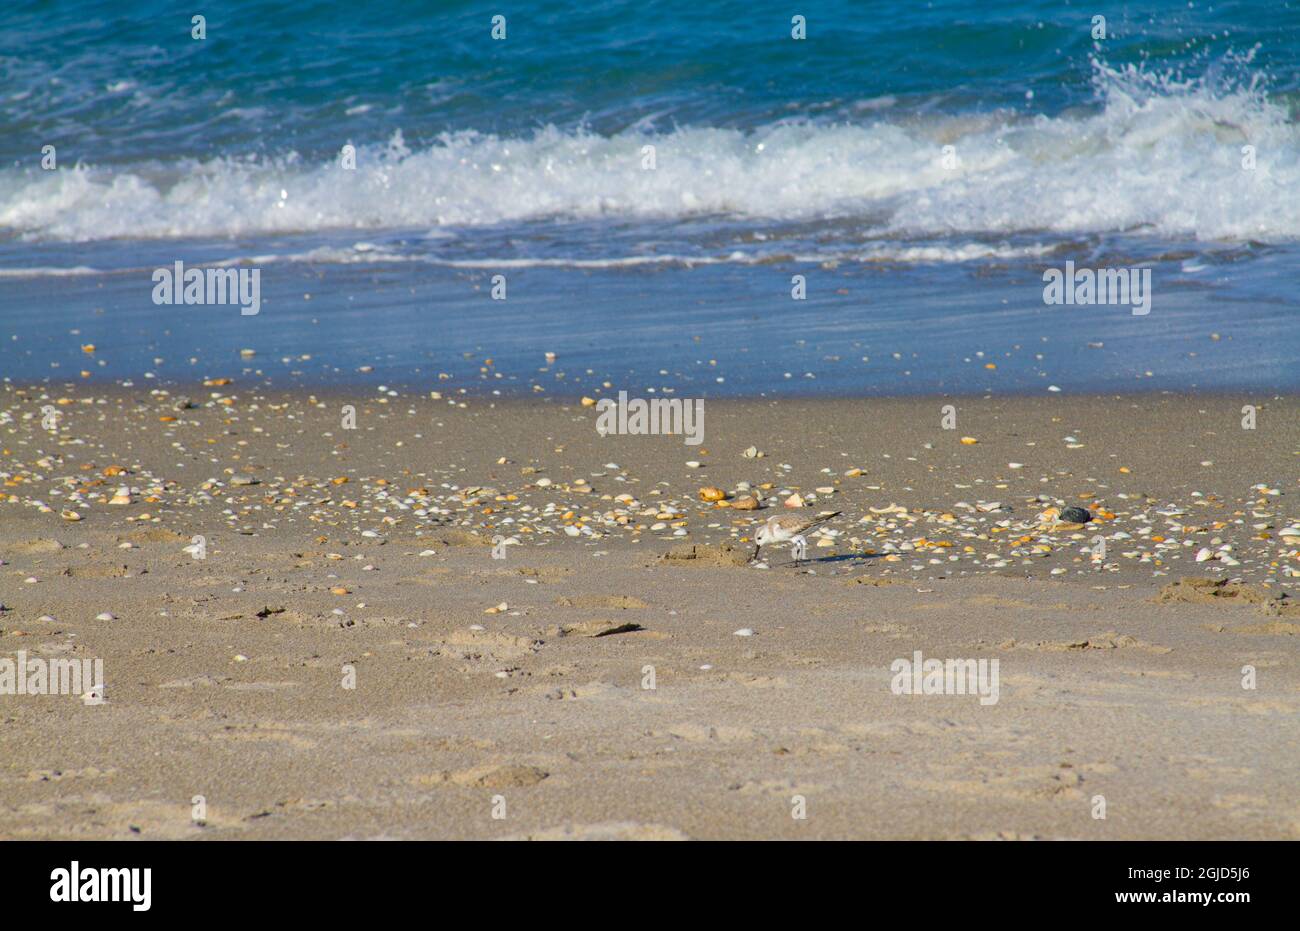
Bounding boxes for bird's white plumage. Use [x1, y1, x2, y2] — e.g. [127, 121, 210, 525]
[752, 511, 840, 565]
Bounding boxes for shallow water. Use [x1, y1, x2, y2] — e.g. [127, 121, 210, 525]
[2, 1, 1297, 394]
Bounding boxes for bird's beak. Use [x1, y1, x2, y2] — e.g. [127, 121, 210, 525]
[751, 544, 761, 563]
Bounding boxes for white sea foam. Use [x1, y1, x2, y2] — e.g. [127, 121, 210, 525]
[2, 61, 1294, 246]
[0, 241, 1051, 279]
[219, 241, 1057, 268]
[0, 265, 103, 278]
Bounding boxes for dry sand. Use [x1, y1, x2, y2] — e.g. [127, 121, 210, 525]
[1, 385, 1297, 839]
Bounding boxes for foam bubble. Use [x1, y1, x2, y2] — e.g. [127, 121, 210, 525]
[2, 61, 1295, 246]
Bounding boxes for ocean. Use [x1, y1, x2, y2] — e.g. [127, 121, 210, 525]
[2, 0, 1298, 395]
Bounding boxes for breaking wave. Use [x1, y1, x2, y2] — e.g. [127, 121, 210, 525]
[2, 59, 1295, 246]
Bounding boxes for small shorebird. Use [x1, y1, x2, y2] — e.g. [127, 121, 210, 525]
[751, 511, 841, 566]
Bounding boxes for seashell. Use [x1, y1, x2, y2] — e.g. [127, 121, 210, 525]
[61, 509, 82, 521]
[784, 493, 804, 508]
[1059, 506, 1092, 524]
[698, 486, 727, 502]
[731, 496, 760, 510]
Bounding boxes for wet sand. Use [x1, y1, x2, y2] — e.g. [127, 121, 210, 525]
[0, 384, 1297, 839]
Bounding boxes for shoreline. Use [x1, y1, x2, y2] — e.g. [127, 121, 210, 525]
[7, 377, 1298, 401]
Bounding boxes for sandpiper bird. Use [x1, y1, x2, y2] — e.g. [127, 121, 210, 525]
[751, 511, 841, 566]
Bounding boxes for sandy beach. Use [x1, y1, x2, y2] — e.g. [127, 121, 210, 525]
[1, 384, 1296, 839]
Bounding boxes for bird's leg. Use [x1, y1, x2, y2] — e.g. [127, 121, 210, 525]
[750, 543, 761, 564]
[791, 535, 807, 566]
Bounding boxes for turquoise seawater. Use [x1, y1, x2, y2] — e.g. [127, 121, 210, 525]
[1, 1, 1297, 394]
